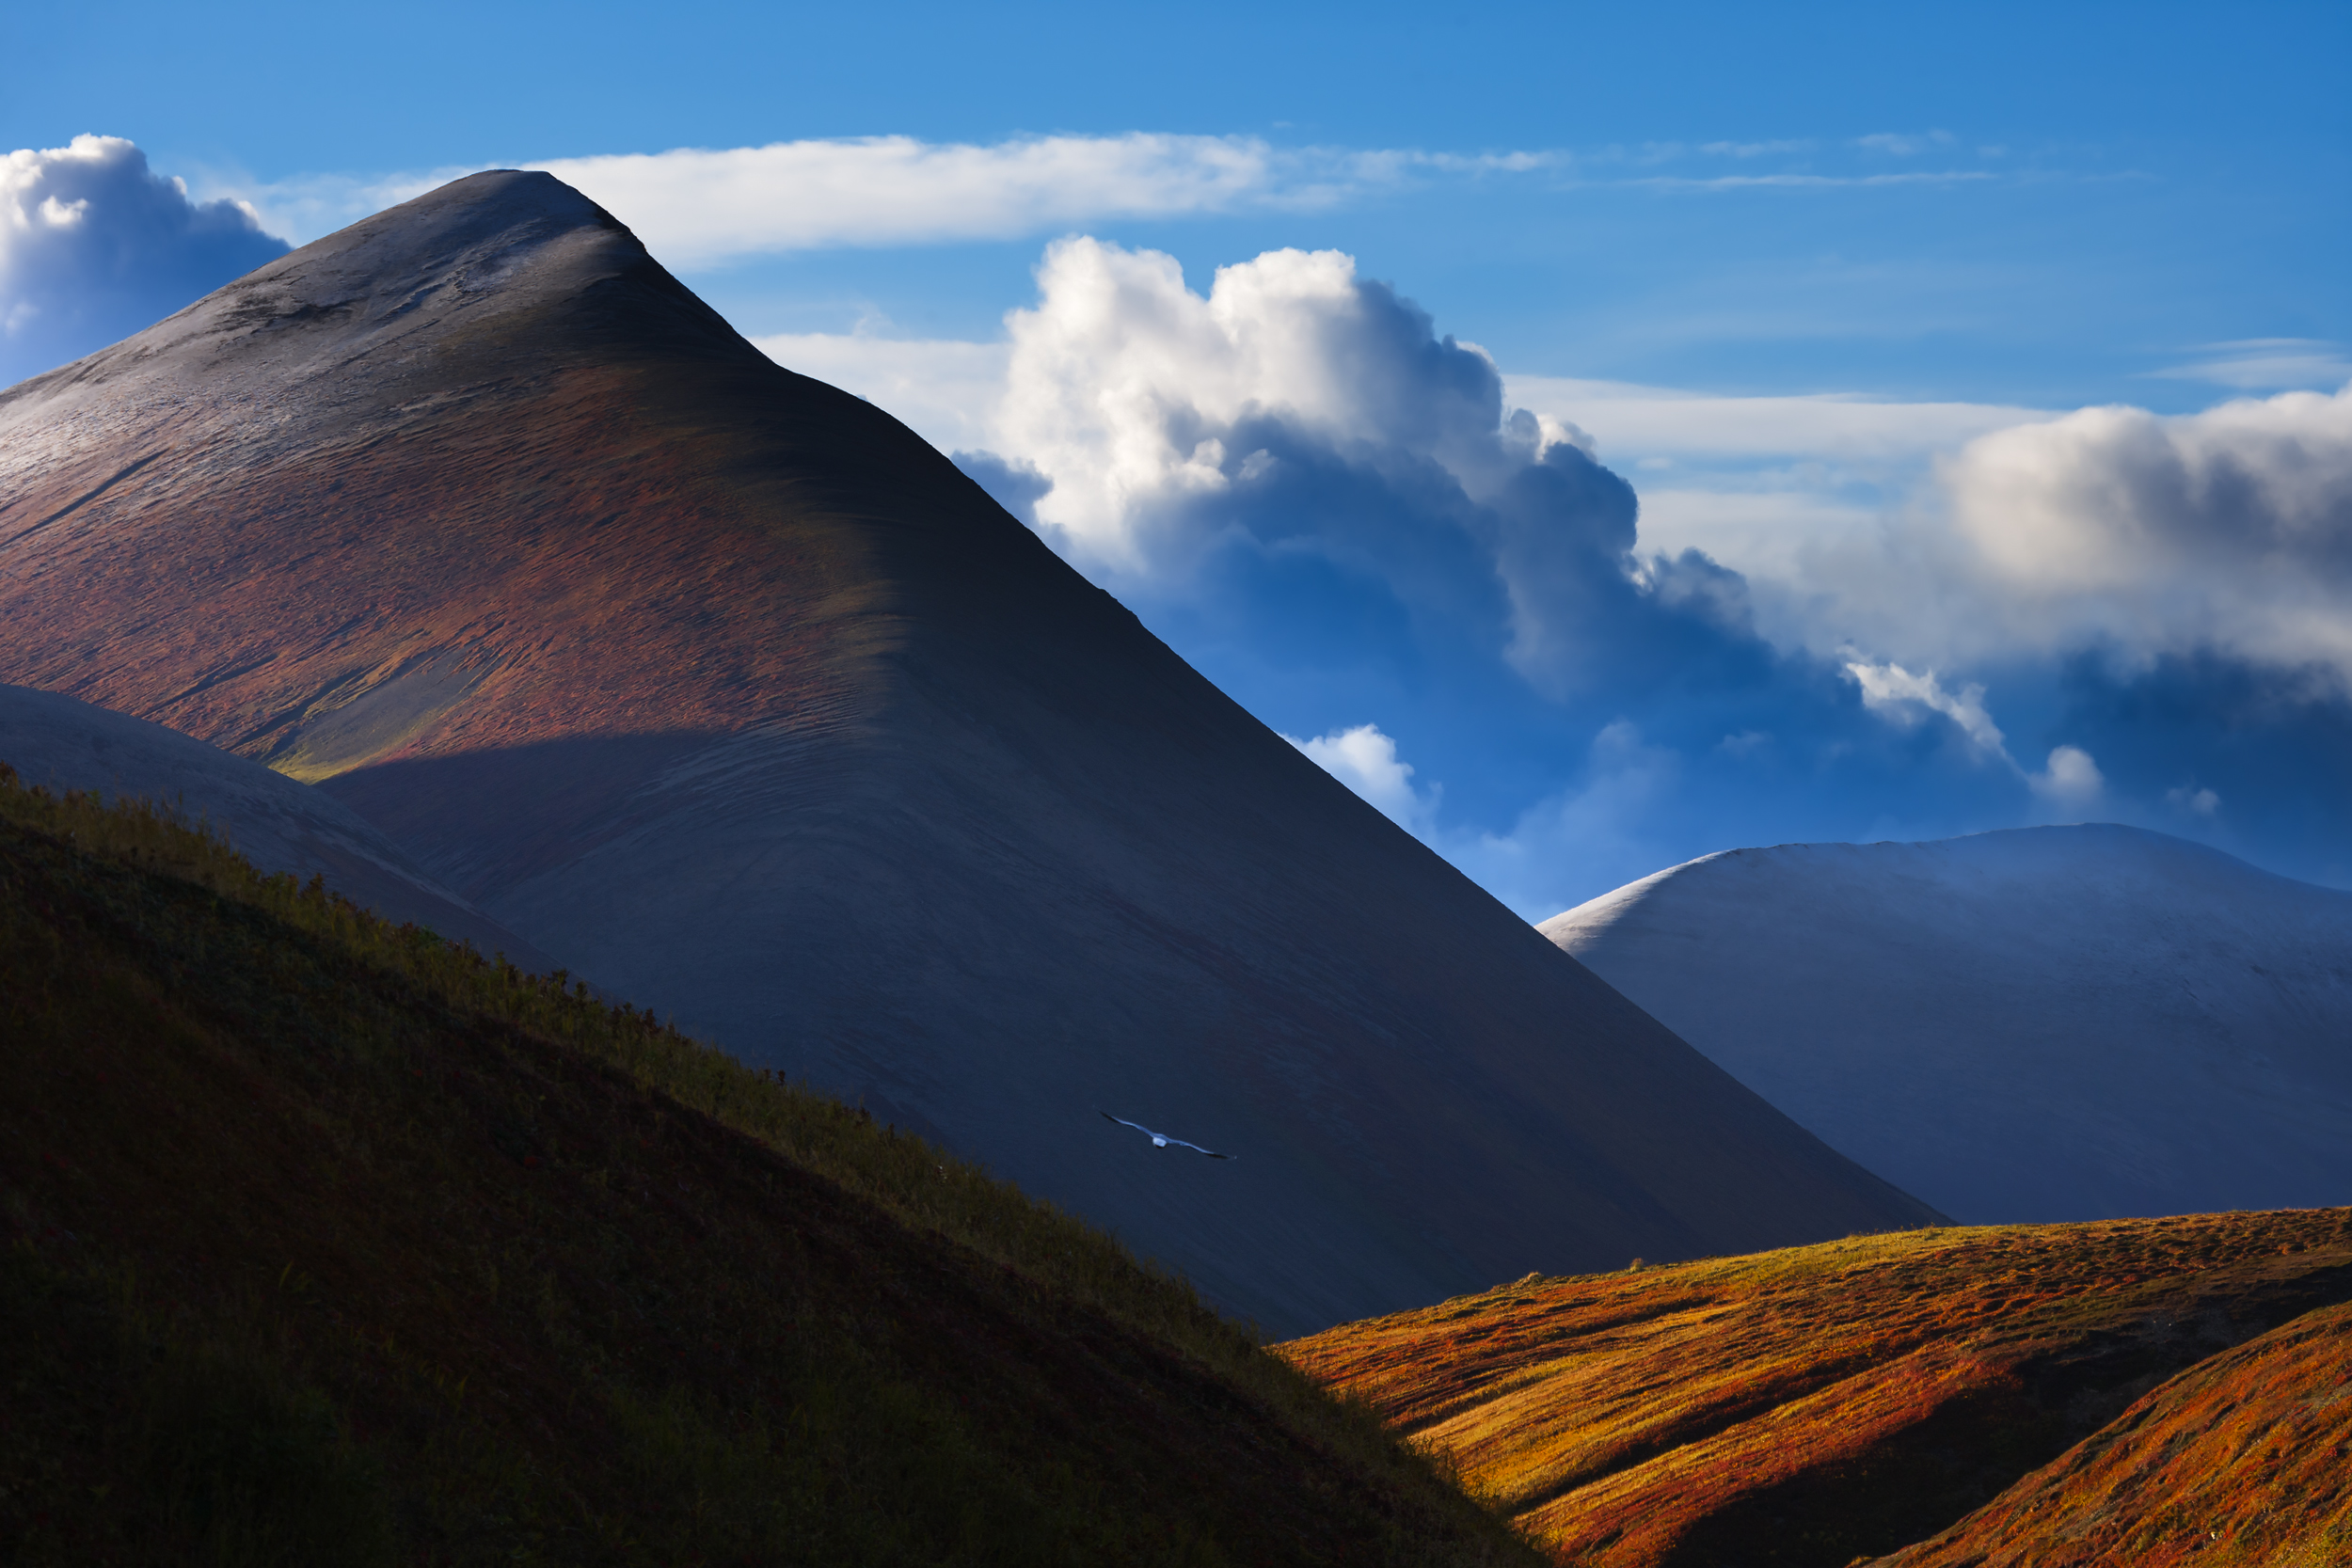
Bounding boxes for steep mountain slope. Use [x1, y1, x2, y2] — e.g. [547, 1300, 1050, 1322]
[0, 768, 1538, 1566]
[1868, 1299, 2352, 1567]
[1542, 826, 2352, 1224]
[1279, 1209, 2352, 1568]
[0, 681, 548, 963]
[0, 169, 1937, 1333]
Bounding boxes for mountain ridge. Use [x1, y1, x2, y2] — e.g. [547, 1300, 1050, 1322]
[0, 169, 1939, 1333]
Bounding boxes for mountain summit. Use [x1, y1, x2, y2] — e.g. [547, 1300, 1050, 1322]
[0, 171, 1937, 1332]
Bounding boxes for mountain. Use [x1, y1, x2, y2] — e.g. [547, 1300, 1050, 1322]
[1, 768, 1536, 1566]
[1542, 825, 2352, 1225]
[0, 680, 548, 964]
[1279, 1207, 2352, 1568]
[0, 168, 1936, 1334]
[1867, 1299, 2352, 1566]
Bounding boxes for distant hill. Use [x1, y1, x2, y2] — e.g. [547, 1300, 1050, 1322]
[1542, 825, 2352, 1224]
[0, 681, 549, 966]
[1279, 1208, 2352, 1567]
[0, 767, 1537, 1566]
[0, 168, 1937, 1334]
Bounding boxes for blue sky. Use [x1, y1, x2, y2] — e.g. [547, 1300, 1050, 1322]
[7, 0, 2351, 911]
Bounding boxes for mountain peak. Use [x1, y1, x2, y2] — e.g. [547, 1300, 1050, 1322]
[0, 170, 757, 431]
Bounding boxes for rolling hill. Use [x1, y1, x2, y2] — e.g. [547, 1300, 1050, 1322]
[0, 680, 548, 965]
[0, 763, 1539, 1566]
[1867, 1299, 2352, 1566]
[0, 168, 1938, 1334]
[1542, 826, 2352, 1224]
[1279, 1208, 2352, 1566]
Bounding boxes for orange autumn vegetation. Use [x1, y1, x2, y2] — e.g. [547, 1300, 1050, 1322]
[1869, 1299, 2352, 1566]
[1279, 1212, 2352, 1567]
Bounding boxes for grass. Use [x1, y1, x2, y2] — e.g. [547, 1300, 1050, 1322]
[1868, 1300, 2352, 1566]
[1278, 1210, 2352, 1567]
[0, 764, 1541, 1566]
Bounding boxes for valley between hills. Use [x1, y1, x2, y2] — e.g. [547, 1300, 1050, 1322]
[5, 167, 2349, 1564]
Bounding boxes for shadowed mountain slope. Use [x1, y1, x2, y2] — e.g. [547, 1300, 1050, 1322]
[1542, 826, 2352, 1225]
[1279, 1209, 2352, 1568]
[0, 169, 1936, 1334]
[1867, 1299, 2352, 1567]
[0, 768, 1537, 1566]
[0, 681, 549, 965]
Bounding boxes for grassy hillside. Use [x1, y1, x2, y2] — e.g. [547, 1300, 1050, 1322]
[1867, 1300, 2352, 1567]
[1279, 1211, 2352, 1567]
[0, 765, 1538, 1567]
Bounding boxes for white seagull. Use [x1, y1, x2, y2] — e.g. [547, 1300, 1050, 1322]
[1101, 1112, 1236, 1159]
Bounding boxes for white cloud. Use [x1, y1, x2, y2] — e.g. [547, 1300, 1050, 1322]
[1939, 383, 2352, 679]
[1854, 131, 1955, 156]
[212, 134, 1565, 260]
[1, 135, 289, 386]
[987, 235, 1531, 572]
[755, 331, 1009, 453]
[2150, 339, 2352, 392]
[1284, 723, 1440, 835]
[1502, 376, 2044, 464]
[1844, 659, 2010, 758]
[2027, 745, 2105, 810]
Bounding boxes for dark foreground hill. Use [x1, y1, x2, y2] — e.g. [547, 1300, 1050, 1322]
[1544, 827, 2352, 1224]
[0, 169, 1936, 1333]
[1279, 1209, 2352, 1566]
[0, 769, 1537, 1566]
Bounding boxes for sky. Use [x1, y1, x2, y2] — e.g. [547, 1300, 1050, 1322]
[6, 0, 2350, 913]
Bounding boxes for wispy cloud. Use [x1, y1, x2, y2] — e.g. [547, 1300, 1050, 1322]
[1615, 170, 1995, 192]
[1854, 130, 1956, 156]
[2150, 339, 2352, 391]
[209, 135, 1570, 261]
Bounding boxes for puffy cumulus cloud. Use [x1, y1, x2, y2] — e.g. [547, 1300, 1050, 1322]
[1283, 723, 1440, 836]
[977, 236, 1734, 700]
[2028, 744, 2105, 810]
[1939, 384, 2352, 680]
[1, 135, 287, 387]
[907, 235, 2153, 909]
[773, 239, 2350, 902]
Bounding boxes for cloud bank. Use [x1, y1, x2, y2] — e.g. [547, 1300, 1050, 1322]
[1940, 386, 2352, 680]
[764, 237, 2352, 904]
[1, 135, 287, 388]
[921, 237, 2090, 909]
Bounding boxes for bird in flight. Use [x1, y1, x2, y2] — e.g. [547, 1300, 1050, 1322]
[1101, 1112, 1236, 1159]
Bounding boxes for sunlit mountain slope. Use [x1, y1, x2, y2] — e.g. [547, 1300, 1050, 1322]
[1543, 825, 2352, 1223]
[0, 169, 1937, 1333]
[1279, 1209, 2352, 1567]
[1868, 1300, 2352, 1566]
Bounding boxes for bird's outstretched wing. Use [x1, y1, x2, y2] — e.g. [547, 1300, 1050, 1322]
[1100, 1111, 1236, 1160]
[1165, 1137, 1235, 1160]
